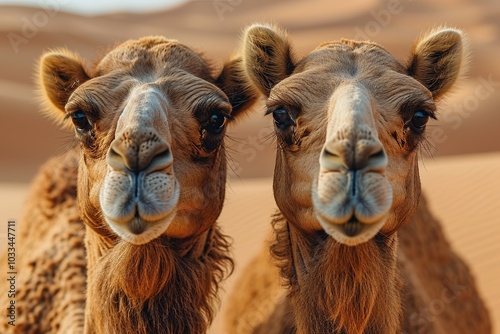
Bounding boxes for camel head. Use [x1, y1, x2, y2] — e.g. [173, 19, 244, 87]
[242, 25, 468, 246]
[39, 37, 257, 245]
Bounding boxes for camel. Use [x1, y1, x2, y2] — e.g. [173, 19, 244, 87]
[225, 24, 492, 333]
[0, 36, 258, 333]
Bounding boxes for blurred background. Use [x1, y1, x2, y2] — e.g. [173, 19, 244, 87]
[0, 0, 499, 332]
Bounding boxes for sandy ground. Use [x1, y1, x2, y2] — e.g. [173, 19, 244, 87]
[1, 0, 499, 332]
[1, 0, 500, 182]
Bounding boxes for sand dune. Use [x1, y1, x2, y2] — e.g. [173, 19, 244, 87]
[418, 153, 500, 330]
[1, 0, 500, 182]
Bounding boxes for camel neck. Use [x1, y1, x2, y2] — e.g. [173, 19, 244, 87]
[271, 216, 402, 333]
[84, 225, 233, 334]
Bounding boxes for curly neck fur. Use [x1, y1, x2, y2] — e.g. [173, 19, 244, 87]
[84, 225, 233, 334]
[270, 213, 402, 333]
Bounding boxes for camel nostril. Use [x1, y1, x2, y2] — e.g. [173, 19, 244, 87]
[364, 147, 387, 173]
[321, 147, 346, 172]
[323, 149, 339, 159]
[320, 139, 354, 172]
[147, 147, 173, 173]
[370, 150, 385, 160]
[107, 145, 133, 171]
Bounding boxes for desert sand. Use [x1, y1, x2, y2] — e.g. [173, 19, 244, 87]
[1, 0, 499, 332]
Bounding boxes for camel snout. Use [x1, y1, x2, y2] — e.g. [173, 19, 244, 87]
[314, 136, 392, 245]
[100, 128, 180, 245]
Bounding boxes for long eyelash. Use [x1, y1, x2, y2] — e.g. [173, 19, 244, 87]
[222, 112, 233, 121]
[276, 133, 290, 150]
[224, 135, 249, 178]
[261, 128, 277, 146]
[417, 127, 436, 160]
[225, 147, 241, 178]
[422, 137, 436, 158]
[264, 108, 274, 116]
[57, 131, 79, 156]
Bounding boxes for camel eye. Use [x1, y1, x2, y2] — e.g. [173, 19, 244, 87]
[71, 110, 92, 133]
[273, 108, 295, 130]
[409, 110, 429, 133]
[205, 112, 227, 135]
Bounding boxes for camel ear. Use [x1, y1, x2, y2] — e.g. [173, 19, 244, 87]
[38, 50, 89, 125]
[407, 27, 469, 100]
[242, 23, 296, 96]
[216, 56, 260, 120]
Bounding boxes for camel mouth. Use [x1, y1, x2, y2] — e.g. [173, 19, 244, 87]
[312, 170, 393, 245]
[315, 210, 388, 246]
[100, 170, 180, 245]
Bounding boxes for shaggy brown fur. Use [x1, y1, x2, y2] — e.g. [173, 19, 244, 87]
[270, 214, 401, 333]
[0, 151, 86, 334]
[226, 197, 492, 334]
[86, 228, 232, 334]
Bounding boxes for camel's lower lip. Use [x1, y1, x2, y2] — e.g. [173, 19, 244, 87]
[316, 211, 388, 246]
[342, 217, 362, 237]
[129, 214, 147, 235]
[104, 210, 178, 245]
